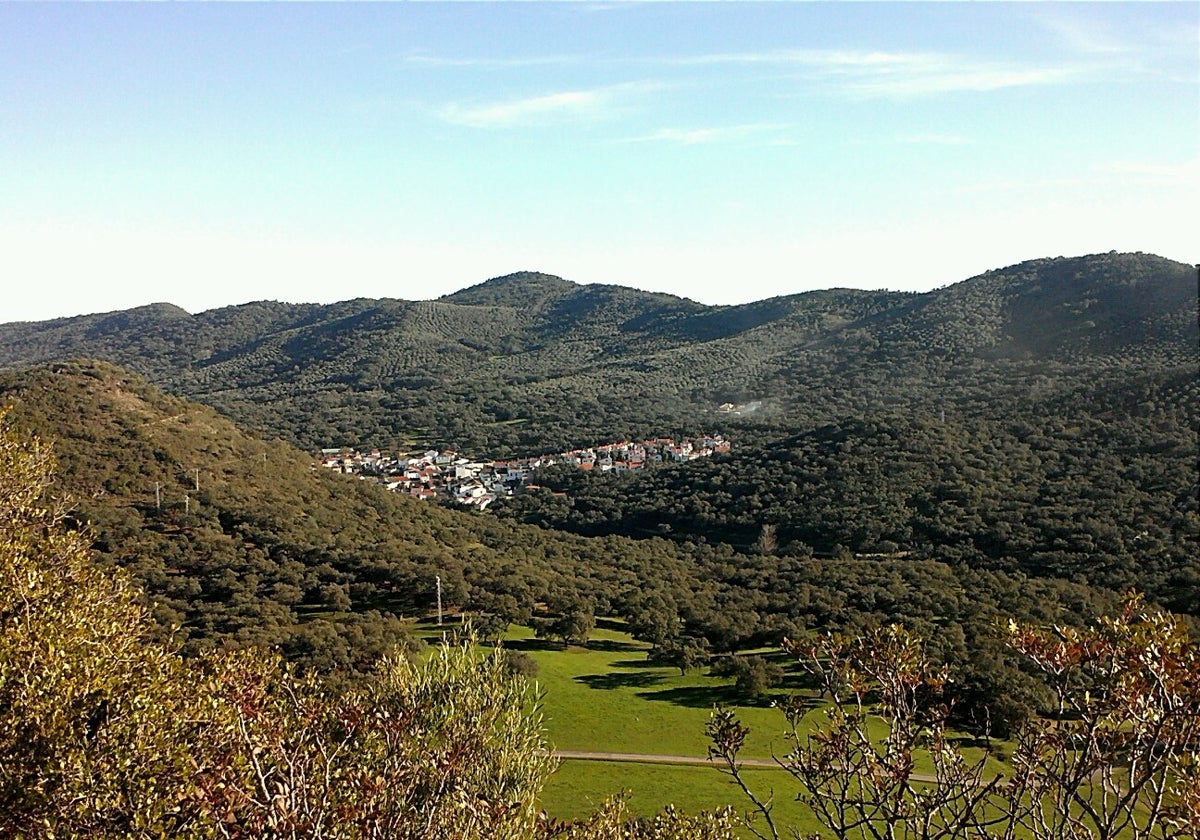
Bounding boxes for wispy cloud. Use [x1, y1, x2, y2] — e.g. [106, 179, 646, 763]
[622, 123, 786, 146]
[1032, 12, 1135, 57]
[1033, 6, 1200, 59]
[895, 133, 969, 146]
[1096, 158, 1200, 182]
[850, 63, 1074, 97]
[404, 53, 581, 69]
[439, 82, 657, 128]
[800, 50, 1075, 97]
[952, 159, 1200, 195]
[441, 91, 598, 128]
[658, 48, 1080, 98]
[954, 177, 1089, 195]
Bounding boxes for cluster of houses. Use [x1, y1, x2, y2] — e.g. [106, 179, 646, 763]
[315, 435, 731, 510]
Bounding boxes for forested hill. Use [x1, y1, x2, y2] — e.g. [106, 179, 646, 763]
[0, 252, 1193, 454]
[0, 362, 1139, 698]
[0, 360, 725, 671]
[496, 372, 1199, 616]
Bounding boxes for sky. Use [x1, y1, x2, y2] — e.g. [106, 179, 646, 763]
[1, 2, 1196, 322]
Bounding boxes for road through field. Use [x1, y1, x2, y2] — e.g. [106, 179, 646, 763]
[553, 750, 777, 768]
[553, 751, 953, 784]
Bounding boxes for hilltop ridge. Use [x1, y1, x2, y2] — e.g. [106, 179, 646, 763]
[440, 271, 581, 308]
[0, 252, 1194, 454]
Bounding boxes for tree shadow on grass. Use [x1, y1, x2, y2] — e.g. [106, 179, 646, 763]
[949, 733, 994, 750]
[636, 685, 745, 709]
[636, 684, 796, 709]
[780, 670, 825, 693]
[504, 638, 564, 652]
[576, 671, 666, 691]
[586, 639, 643, 653]
[611, 657, 665, 670]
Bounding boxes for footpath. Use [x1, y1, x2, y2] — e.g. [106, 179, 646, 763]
[552, 751, 956, 785]
[553, 750, 777, 768]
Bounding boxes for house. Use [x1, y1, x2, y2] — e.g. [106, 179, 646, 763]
[315, 431, 731, 507]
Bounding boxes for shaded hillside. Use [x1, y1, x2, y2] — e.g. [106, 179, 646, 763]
[864, 252, 1197, 360]
[496, 363, 1200, 616]
[0, 361, 732, 670]
[0, 253, 1192, 454]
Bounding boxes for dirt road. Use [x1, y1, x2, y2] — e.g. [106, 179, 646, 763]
[552, 750, 777, 768]
[552, 751, 962, 786]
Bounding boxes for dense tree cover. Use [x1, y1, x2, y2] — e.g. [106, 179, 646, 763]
[0, 415, 737, 839]
[0, 254, 1191, 456]
[0, 362, 712, 671]
[6, 398, 1194, 839]
[0, 361, 1136, 736]
[0, 251, 1194, 736]
[495, 368, 1199, 614]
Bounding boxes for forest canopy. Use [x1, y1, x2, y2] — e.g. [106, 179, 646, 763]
[0, 252, 1195, 754]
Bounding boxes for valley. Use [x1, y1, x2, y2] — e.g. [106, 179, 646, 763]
[317, 434, 730, 509]
[0, 251, 1196, 835]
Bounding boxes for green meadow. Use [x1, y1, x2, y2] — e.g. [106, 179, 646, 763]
[416, 620, 1007, 836]
[506, 624, 789, 758]
[499, 623, 820, 833]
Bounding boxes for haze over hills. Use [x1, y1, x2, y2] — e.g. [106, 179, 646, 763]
[0, 252, 1193, 455]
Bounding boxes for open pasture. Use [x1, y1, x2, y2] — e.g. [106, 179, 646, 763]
[414, 620, 1009, 834]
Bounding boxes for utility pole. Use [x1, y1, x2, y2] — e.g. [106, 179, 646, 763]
[436, 575, 443, 626]
[193, 468, 200, 492]
[184, 493, 190, 514]
[155, 481, 161, 510]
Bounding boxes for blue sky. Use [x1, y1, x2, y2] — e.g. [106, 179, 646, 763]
[2, 2, 1195, 322]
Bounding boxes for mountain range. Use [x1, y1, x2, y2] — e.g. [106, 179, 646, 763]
[0, 250, 1195, 709]
[1, 251, 1194, 455]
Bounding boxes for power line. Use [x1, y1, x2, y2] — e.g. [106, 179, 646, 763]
[436, 575, 443, 626]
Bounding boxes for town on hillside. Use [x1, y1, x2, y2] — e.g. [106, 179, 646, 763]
[315, 435, 731, 510]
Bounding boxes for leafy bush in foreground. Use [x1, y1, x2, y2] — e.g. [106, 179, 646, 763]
[0, 411, 733, 840]
[709, 601, 1200, 840]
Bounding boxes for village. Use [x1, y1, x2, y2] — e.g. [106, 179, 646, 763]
[315, 435, 731, 510]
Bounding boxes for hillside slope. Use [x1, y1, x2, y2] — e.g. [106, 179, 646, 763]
[1, 362, 1139, 678]
[0, 361, 729, 669]
[1, 253, 1192, 454]
[497, 365, 1199, 615]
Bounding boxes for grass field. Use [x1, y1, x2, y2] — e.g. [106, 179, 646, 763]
[415, 619, 1008, 836]
[497, 623, 817, 833]
[504, 624, 793, 759]
[542, 760, 821, 835]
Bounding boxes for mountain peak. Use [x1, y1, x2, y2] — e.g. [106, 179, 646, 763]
[440, 271, 578, 307]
